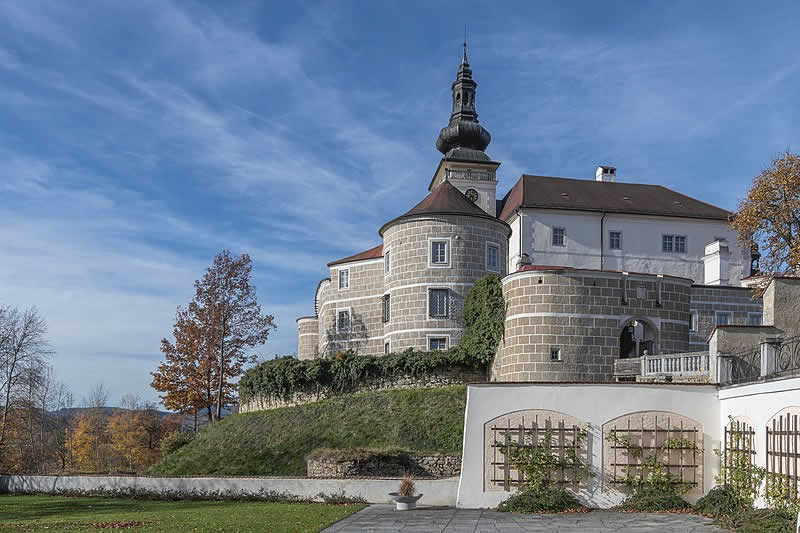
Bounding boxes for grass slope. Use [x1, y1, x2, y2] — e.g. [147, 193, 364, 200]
[149, 386, 467, 476]
[0, 494, 362, 533]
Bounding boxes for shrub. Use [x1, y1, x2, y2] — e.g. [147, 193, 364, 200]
[497, 487, 585, 513]
[694, 485, 748, 519]
[616, 487, 691, 512]
[160, 431, 193, 456]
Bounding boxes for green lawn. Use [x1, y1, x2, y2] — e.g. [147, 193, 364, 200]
[0, 494, 364, 532]
[149, 386, 466, 476]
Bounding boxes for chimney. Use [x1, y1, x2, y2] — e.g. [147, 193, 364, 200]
[703, 239, 730, 285]
[596, 165, 617, 182]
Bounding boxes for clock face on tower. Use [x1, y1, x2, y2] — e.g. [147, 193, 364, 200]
[465, 188, 479, 203]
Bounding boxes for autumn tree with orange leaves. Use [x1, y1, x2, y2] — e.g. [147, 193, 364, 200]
[731, 151, 800, 280]
[151, 250, 275, 422]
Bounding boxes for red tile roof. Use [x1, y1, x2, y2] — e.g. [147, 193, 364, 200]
[327, 244, 383, 267]
[498, 175, 732, 221]
[380, 180, 509, 236]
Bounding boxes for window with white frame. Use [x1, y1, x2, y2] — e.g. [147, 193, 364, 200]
[486, 242, 500, 272]
[690, 311, 699, 332]
[662, 234, 687, 253]
[336, 309, 351, 332]
[716, 311, 732, 326]
[747, 313, 763, 326]
[338, 269, 349, 289]
[428, 337, 448, 351]
[609, 231, 622, 250]
[429, 288, 449, 318]
[552, 227, 566, 247]
[430, 239, 450, 266]
[550, 346, 561, 361]
[384, 249, 391, 275]
[382, 294, 390, 323]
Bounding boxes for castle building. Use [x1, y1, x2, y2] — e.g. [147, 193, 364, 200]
[296, 46, 762, 382]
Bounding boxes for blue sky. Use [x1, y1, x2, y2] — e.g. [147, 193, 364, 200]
[1, 1, 799, 406]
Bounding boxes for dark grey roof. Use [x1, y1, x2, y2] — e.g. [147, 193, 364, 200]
[499, 175, 732, 221]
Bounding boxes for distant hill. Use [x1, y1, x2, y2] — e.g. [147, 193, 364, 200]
[148, 386, 467, 477]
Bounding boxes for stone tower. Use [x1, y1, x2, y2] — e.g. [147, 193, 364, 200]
[429, 42, 500, 217]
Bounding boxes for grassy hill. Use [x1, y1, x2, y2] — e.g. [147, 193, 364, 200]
[148, 386, 467, 477]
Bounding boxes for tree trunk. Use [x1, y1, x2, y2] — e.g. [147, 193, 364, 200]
[215, 334, 225, 421]
[0, 360, 17, 445]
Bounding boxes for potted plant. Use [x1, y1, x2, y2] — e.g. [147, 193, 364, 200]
[388, 474, 423, 510]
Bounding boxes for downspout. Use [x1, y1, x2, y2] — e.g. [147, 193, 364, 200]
[517, 209, 523, 270]
[600, 211, 607, 270]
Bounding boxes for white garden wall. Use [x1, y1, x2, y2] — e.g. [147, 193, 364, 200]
[0, 475, 459, 506]
[457, 382, 720, 509]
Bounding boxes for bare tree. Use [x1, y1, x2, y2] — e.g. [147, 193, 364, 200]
[83, 383, 110, 409]
[0, 306, 52, 446]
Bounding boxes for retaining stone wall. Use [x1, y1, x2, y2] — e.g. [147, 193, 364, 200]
[307, 454, 461, 479]
[238, 367, 484, 413]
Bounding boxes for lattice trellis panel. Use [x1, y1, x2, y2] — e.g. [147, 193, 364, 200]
[483, 409, 590, 492]
[723, 418, 756, 486]
[602, 411, 703, 495]
[766, 408, 800, 506]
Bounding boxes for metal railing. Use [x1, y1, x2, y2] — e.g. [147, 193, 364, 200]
[725, 335, 800, 385]
[642, 352, 710, 377]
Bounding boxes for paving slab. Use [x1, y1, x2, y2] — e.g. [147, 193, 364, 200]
[322, 505, 731, 532]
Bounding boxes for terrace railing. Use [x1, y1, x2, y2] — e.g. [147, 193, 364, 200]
[642, 352, 710, 377]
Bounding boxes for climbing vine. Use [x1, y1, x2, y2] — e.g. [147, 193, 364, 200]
[503, 427, 593, 492]
[456, 274, 506, 368]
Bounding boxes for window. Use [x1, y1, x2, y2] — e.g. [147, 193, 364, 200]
[338, 269, 349, 289]
[486, 242, 500, 272]
[382, 294, 391, 323]
[429, 288, 449, 318]
[552, 227, 566, 247]
[637, 286, 647, 300]
[690, 311, 699, 332]
[663, 235, 687, 253]
[384, 341, 390, 355]
[384, 249, 391, 275]
[430, 239, 450, 266]
[748, 313, 763, 326]
[550, 347, 561, 361]
[609, 231, 622, 250]
[336, 309, 350, 332]
[716, 311, 732, 326]
[429, 337, 448, 351]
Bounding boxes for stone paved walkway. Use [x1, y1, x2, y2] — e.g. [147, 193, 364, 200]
[322, 505, 731, 532]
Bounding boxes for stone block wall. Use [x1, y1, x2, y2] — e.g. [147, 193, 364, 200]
[493, 269, 692, 382]
[318, 259, 385, 356]
[297, 317, 318, 360]
[382, 215, 509, 352]
[689, 285, 762, 350]
[307, 453, 461, 479]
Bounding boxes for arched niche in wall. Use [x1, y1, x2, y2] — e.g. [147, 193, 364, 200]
[602, 410, 704, 496]
[483, 409, 591, 493]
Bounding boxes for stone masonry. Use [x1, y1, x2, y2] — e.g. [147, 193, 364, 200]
[494, 269, 693, 382]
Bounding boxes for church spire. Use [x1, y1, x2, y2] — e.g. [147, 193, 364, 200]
[435, 42, 492, 161]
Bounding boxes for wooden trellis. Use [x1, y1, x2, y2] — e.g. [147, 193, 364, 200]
[723, 419, 756, 485]
[488, 415, 586, 491]
[766, 411, 800, 504]
[608, 414, 700, 489]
